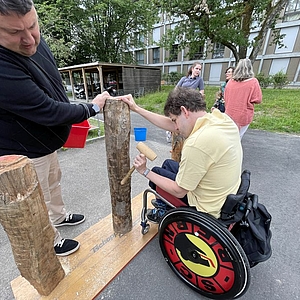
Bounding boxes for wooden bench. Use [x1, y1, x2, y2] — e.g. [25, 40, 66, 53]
[11, 192, 157, 300]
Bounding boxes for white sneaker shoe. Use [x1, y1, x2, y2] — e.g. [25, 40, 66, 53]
[166, 131, 172, 143]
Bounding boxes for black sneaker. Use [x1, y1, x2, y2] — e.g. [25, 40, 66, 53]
[54, 212, 85, 227]
[146, 208, 166, 224]
[54, 238, 80, 256]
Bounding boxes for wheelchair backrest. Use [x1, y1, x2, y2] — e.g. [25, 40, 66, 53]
[220, 170, 251, 225]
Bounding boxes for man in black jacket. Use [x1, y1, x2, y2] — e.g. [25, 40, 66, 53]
[0, 0, 110, 256]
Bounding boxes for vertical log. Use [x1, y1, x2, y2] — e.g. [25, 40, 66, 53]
[104, 99, 132, 234]
[171, 132, 185, 162]
[0, 155, 65, 295]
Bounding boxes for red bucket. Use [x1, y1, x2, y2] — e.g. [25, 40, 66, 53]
[63, 120, 90, 148]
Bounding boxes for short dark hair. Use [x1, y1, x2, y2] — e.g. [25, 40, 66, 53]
[0, 0, 33, 16]
[225, 66, 235, 74]
[164, 87, 206, 116]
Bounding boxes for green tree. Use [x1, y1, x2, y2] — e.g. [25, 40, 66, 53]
[35, 0, 159, 66]
[35, 0, 85, 66]
[156, 0, 289, 63]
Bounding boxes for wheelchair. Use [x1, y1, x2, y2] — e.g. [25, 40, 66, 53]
[140, 170, 256, 299]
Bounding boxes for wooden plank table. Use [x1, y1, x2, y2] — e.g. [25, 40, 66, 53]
[11, 192, 157, 300]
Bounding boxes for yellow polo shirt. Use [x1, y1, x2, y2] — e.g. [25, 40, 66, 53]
[175, 109, 242, 218]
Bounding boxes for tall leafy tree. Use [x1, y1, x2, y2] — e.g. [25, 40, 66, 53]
[35, 0, 84, 66]
[35, 0, 159, 66]
[156, 0, 289, 63]
[77, 0, 159, 64]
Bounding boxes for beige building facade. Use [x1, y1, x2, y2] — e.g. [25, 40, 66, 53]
[133, 2, 300, 87]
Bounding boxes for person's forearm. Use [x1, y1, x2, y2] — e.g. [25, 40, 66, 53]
[134, 105, 175, 132]
[144, 169, 187, 198]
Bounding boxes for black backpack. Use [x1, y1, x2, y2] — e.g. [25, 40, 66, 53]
[230, 199, 272, 268]
[220, 170, 272, 268]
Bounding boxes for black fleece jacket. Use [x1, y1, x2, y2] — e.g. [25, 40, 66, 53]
[0, 37, 96, 158]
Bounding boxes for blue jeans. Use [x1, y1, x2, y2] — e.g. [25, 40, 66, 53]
[149, 159, 189, 205]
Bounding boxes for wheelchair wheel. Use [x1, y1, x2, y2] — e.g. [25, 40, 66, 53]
[159, 208, 250, 299]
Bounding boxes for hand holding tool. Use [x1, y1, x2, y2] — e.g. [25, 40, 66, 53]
[120, 142, 157, 185]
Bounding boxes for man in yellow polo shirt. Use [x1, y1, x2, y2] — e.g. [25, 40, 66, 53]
[120, 87, 242, 222]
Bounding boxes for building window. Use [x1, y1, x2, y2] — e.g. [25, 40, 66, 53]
[153, 48, 160, 63]
[190, 45, 204, 60]
[169, 45, 179, 62]
[275, 27, 297, 53]
[136, 51, 144, 64]
[133, 32, 145, 47]
[169, 66, 177, 73]
[152, 27, 160, 44]
[138, 34, 145, 44]
[284, 0, 300, 21]
[212, 43, 225, 58]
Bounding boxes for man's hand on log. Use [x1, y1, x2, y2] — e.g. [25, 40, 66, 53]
[92, 91, 111, 109]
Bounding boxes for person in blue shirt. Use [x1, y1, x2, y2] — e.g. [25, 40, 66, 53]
[176, 61, 205, 95]
[166, 62, 205, 154]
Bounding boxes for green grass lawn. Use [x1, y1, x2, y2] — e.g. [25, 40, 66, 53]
[136, 85, 300, 135]
[87, 117, 105, 139]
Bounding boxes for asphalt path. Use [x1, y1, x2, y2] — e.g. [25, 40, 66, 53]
[1, 112, 299, 300]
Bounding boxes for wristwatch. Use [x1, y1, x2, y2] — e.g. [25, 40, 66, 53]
[92, 103, 100, 114]
[143, 168, 150, 177]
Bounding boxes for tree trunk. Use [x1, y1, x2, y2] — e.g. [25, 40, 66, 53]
[0, 155, 65, 296]
[104, 99, 132, 234]
[171, 132, 185, 162]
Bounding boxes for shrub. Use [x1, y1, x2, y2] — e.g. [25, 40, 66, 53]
[162, 72, 184, 85]
[271, 71, 289, 89]
[256, 73, 272, 88]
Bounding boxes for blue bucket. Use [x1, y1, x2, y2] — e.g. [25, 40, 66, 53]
[134, 127, 147, 141]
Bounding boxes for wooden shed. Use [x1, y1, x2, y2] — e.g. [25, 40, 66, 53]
[59, 62, 161, 101]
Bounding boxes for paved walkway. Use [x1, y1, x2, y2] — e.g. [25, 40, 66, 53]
[1, 113, 300, 299]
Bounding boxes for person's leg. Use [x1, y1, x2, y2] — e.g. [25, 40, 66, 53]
[147, 159, 188, 223]
[149, 159, 179, 190]
[239, 124, 249, 139]
[51, 224, 63, 245]
[32, 153, 65, 245]
[32, 152, 66, 224]
[32, 152, 81, 256]
[33, 151, 85, 228]
[149, 159, 188, 205]
[161, 158, 180, 173]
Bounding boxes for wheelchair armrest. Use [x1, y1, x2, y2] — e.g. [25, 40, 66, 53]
[220, 193, 245, 220]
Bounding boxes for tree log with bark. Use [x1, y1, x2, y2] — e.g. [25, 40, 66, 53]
[0, 155, 65, 296]
[104, 99, 132, 234]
